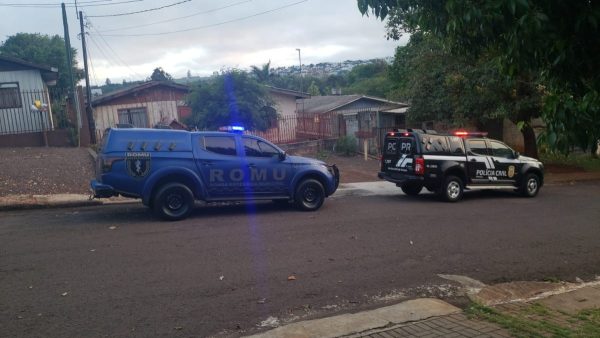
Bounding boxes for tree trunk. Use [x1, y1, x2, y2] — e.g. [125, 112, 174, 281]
[521, 124, 538, 158]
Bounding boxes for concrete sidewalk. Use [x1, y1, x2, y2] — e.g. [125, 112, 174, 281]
[248, 280, 600, 338]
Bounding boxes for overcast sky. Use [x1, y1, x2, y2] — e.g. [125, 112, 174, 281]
[0, 0, 407, 86]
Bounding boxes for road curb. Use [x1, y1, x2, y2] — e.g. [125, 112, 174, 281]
[245, 298, 460, 338]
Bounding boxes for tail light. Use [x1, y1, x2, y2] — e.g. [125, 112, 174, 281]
[100, 157, 119, 173]
[415, 157, 425, 175]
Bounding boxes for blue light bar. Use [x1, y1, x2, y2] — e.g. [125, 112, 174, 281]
[218, 125, 245, 133]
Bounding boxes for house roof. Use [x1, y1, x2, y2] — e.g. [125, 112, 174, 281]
[265, 85, 310, 99]
[299, 95, 408, 114]
[0, 54, 59, 84]
[92, 81, 190, 105]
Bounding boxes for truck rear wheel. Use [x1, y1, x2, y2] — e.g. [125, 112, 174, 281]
[401, 183, 423, 196]
[440, 175, 463, 202]
[294, 179, 325, 211]
[153, 182, 194, 221]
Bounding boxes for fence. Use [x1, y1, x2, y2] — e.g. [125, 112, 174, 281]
[0, 88, 60, 135]
[248, 112, 340, 144]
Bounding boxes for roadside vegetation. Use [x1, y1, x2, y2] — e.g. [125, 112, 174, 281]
[540, 153, 600, 172]
[467, 302, 600, 337]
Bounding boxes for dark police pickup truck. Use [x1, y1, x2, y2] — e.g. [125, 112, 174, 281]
[91, 128, 339, 220]
[378, 129, 544, 202]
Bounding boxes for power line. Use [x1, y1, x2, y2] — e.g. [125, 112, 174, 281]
[97, 0, 308, 37]
[0, 0, 144, 8]
[86, 18, 144, 80]
[97, 0, 252, 33]
[87, 0, 191, 18]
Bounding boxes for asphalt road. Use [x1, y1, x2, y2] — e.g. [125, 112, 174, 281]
[2, 182, 600, 337]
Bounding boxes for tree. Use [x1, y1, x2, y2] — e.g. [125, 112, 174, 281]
[105, 78, 112, 86]
[0, 33, 83, 94]
[358, 0, 600, 154]
[389, 33, 543, 157]
[250, 61, 272, 83]
[186, 69, 277, 131]
[307, 81, 321, 96]
[148, 67, 173, 82]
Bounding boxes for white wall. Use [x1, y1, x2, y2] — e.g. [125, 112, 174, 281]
[0, 69, 45, 91]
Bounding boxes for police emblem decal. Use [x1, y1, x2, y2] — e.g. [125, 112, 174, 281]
[508, 165, 515, 178]
[126, 152, 151, 178]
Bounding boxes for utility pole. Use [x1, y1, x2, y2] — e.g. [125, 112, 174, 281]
[296, 48, 303, 92]
[62, 2, 82, 147]
[79, 10, 96, 144]
[296, 48, 304, 115]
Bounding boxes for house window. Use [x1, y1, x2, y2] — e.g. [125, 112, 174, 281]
[0, 82, 22, 109]
[117, 107, 148, 127]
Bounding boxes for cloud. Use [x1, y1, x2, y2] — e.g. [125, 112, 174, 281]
[0, 0, 405, 85]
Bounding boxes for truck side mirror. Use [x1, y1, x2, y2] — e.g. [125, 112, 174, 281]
[514, 151, 520, 159]
[279, 152, 287, 161]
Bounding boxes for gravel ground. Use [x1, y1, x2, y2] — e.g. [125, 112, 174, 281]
[0, 147, 95, 197]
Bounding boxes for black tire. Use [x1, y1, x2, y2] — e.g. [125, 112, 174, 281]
[401, 183, 423, 196]
[519, 173, 540, 197]
[440, 175, 463, 202]
[294, 179, 325, 211]
[152, 182, 194, 221]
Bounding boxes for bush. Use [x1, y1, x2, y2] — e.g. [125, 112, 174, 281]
[335, 135, 358, 156]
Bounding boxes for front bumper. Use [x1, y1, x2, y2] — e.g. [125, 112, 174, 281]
[328, 164, 340, 194]
[90, 180, 116, 198]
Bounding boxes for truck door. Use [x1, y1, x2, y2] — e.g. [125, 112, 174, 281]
[488, 140, 520, 184]
[382, 135, 415, 174]
[240, 136, 291, 197]
[194, 134, 244, 198]
[465, 138, 492, 184]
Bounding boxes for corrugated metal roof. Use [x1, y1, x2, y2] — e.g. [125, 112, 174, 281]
[92, 81, 190, 105]
[299, 95, 408, 114]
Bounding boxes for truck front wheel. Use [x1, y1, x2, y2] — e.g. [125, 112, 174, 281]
[519, 173, 540, 197]
[153, 182, 194, 221]
[294, 179, 325, 211]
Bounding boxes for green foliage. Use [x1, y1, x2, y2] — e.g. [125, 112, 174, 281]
[307, 81, 321, 96]
[250, 61, 273, 84]
[335, 135, 358, 156]
[540, 152, 600, 172]
[358, 0, 600, 154]
[185, 69, 277, 131]
[148, 67, 173, 82]
[0, 33, 83, 93]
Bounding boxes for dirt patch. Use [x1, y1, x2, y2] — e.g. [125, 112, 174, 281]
[0, 147, 95, 196]
[313, 153, 381, 183]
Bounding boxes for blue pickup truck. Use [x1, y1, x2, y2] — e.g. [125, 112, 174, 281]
[91, 128, 339, 221]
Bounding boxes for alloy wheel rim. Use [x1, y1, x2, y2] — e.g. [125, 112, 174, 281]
[527, 178, 538, 194]
[447, 181, 460, 199]
[166, 193, 183, 210]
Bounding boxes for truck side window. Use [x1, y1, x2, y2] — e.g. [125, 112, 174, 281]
[448, 136, 465, 154]
[490, 141, 514, 159]
[467, 139, 488, 155]
[243, 137, 279, 158]
[202, 136, 237, 156]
